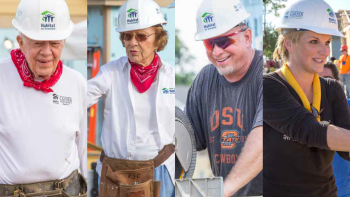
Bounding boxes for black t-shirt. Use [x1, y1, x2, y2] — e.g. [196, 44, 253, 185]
[186, 50, 263, 196]
[264, 72, 350, 197]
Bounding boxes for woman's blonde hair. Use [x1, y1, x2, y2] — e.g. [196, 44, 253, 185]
[119, 26, 168, 52]
[273, 30, 305, 61]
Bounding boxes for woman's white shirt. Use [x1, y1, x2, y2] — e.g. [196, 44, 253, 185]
[131, 76, 161, 160]
[87, 56, 175, 184]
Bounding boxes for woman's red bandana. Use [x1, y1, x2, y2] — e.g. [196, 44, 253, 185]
[129, 53, 160, 93]
[11, 48, 62, 93]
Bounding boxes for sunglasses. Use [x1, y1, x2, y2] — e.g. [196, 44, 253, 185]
[203, 28, 247, 51]
[342, 50, 348, 52]
[123, 32, 156, 42]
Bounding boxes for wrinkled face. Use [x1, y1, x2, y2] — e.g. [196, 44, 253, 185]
[288, 31, 331, 74]
[123, 27, 158, 66]
[205, 26, 252, 77]
[17, 34, 65, 80]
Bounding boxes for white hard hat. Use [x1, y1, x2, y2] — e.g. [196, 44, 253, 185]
[194, 0, 250, 41]
[168, 1, 175, 8]
[12, 0, 74, 41]
[115, 0, 167, 32]
[276, 0, 344, 37]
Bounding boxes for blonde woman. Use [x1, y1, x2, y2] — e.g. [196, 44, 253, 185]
[264, 0, 350, 196]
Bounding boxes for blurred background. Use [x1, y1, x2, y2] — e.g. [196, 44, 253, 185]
[0, 0, 87, 78]
[175, 0, 263, 179]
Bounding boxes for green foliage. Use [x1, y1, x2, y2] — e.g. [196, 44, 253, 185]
[263, 0, 286, 59]
[175, 29, 195, 85]
[263, 0, 287, 17]
[175, 73, 196, 86]
[263, 23, 279, 59]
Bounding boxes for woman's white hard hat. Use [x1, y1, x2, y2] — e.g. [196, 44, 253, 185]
[12, 0, 74, 41]
[115, 0, 167, 32]
[194, 0, 251, 41]
[276, 0, 344, 37]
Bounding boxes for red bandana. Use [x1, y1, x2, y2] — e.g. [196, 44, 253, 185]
[129, 53, 160, 93]
[11, 48, 62, 93]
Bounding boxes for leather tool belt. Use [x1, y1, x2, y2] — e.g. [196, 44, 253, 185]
[0, 170, 87, 197]
[99, 144, 175, 197]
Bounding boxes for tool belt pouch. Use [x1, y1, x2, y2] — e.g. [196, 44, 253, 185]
[100, 158, 160, 197]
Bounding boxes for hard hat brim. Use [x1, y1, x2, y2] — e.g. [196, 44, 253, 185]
[12, 19, 74, 41]
[277, 25, 344, 37]
[115, 21, 167, 32]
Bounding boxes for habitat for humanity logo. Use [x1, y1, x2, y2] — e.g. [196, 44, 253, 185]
[284, 10, 303, 19]
[327, 8, 336, 24]
[162, 88, 175, 94]
[52, 93, 72, 105]
[202, 12, 216, 31]
[41, 10, 55, 30]
[127, 8, 139, 25]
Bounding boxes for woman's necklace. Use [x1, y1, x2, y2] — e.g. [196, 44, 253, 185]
[281, 63, 321, 122]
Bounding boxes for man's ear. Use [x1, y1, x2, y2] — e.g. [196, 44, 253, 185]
[243, 28, 252, 47]
[16, 35, 24, 51]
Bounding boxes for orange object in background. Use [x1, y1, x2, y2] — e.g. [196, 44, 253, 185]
[88, 49, 100, 151]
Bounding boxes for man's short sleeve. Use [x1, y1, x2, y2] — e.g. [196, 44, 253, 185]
[185, 67, 209, 151]
[252, 78, 263, 129]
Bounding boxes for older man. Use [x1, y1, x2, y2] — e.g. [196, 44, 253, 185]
[185, 0, 262, 196]
[0, 0, 87, 196]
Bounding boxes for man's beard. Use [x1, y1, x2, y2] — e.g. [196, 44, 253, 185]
[216, 65, 234, 76]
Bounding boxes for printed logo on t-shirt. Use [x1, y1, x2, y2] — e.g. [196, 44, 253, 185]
[283, 134, 297, 141]
[210, 106, 248, 164]
[53, 93, 59, 104]
[52, 93, 72, 105]
[221, 130, 241, 149]
[162, 88, 175, 94]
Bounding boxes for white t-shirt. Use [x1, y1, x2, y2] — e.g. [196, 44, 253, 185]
[0, 57, 87, 184]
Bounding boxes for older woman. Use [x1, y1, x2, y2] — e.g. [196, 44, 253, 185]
[87, 0, 175, 197]
[264, 0, 350, 196]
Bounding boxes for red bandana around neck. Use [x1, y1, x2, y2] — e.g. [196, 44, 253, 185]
[129, 53, 160, 93]
[10, 48, 63, 93]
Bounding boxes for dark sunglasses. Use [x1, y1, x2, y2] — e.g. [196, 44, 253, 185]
[203, 28, 247, 51]
[123, 32, 156, 42]
[342, 50, 348, 52]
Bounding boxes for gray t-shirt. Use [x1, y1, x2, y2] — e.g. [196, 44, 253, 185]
[186, 50, 263, 196]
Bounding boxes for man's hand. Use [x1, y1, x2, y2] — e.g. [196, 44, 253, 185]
[223, 126, 263, 197]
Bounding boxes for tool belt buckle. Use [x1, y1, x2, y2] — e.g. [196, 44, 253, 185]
[13, 185, 24, 195]
[13, 189, 22, 195]
[55, 180, 64, 190]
